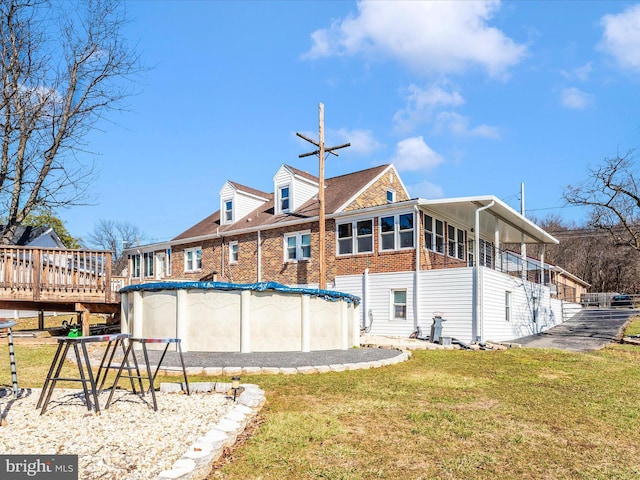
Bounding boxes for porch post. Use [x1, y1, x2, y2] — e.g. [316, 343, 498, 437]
[494, 215, 500, 270]
[474, 201, 494, 343]
[540, 244, 546, 286]
[414, 205, 421, 331]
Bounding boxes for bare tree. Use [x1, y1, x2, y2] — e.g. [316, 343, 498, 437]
[87, 219, 143, 274]
[564, 150, 640, 252]
[0, 0, 141, 244]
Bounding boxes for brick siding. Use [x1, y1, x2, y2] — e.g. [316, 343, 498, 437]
[343, 170, 409, 211]
[167, 173, 469, 285]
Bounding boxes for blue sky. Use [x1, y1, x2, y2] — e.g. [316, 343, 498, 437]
[62, 0, 640, 245]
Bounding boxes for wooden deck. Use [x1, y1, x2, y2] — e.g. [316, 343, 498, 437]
[0, 246, 124, 334]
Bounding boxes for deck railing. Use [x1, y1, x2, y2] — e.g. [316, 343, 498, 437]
[0, 246, 120, 303]
[426, 240, 566, 292]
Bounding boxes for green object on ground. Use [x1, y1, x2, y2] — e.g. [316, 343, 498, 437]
[67, 326, 81, 337]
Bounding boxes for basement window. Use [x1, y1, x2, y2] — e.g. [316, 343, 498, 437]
[391, 289, 407, 320]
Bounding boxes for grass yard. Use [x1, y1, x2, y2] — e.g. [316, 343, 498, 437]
[203, 345, 640, 480]
[1, 325, 640, 479]
[9, 314, 108, 332]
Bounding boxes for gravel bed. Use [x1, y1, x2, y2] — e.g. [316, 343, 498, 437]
[0, 387, 235, 479]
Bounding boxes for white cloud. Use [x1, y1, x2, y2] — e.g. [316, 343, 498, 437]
[599, 4, 640, 71]
[393, 83, 464, 131]
[435, 112, 500, 139]
[391, 136, 443, 172]
[560, 62, 593, 82]
[561, 87, 595, 109]
[406, 179, 444, 199]
[333, 128, 383, 155]
[303, 1, 526, 78]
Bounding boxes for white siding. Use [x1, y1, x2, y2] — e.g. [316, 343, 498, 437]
[291, 177, 318, 211]
[219, 183, 235, 201]
[235, 192, 266, 220]
[273, 165, 292, 186]
[219, 182, 267, 224]
[419, 268, 475, 342]
[550, 298, 582, 324]
[335, 272, 415, 337]
[481, 268, 558, 343]
[336, 266, 572, 344]
[273, 165, 318, 214]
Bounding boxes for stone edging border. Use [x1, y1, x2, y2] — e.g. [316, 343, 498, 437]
[156, 382, 266, 480]
[156, 348, 412, 377]
[155, 349, 412, 479]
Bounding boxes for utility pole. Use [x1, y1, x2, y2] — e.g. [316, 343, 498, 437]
[297, 103, 350, 290]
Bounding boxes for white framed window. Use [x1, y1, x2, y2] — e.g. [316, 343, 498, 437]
[479, 239, 493, 267]
[456, 228, 465, 260]
[284, 231, 311, 261]
[380, 213, 414, 251]
[131, 254, 141, 278]
[391, 289, 407, 320]
[184, 247, 202, 272]
[447, 225, 466, 260]
[337, 219, 373, 255]
[424, 214, 445, 254]
[143, 252, 154, 278]
[279, 186, 290, 213]
[223, 200, 233, 223]
[229, 241, 238, 263]
[386, 189, 396, 203]
[166, 248, 172, 276]
[505, 291, 512, 322]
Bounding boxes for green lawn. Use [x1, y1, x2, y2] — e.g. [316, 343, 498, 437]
[2, 334, 640, 479]
[203, 345, 640, 479]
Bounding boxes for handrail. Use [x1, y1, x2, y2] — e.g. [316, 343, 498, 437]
[0, 246, 123, 302]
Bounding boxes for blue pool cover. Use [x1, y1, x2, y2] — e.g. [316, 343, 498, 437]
[120, 281, 361, 305]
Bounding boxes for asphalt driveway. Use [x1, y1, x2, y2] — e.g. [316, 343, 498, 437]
[511, 308, 636, 352]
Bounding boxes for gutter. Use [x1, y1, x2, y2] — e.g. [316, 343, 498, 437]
[170, 199, 423, 247]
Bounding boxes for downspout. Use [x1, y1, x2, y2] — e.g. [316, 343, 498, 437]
[257, 230, 262, 282]
[414, 205, 421, 332]
[363, 268, 369, 330]
[521, 183, 527, 280]
[540, 244, 545, 285]
[221, 237, 225, 280]
[474, 201, 495, 343]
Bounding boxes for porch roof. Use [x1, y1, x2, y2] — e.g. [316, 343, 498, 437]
[417, 195, 559, 245]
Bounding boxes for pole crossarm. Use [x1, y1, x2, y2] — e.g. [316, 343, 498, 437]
[297, 133, 350, 159]
[296, 103, 350, 290]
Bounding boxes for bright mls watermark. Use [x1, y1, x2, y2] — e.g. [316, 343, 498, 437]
[0, 455, 78, 479]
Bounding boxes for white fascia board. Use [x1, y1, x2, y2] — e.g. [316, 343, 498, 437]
[123, 240, 172, 255]
[417, 195, 559, 245]
[332, 199, 420, 221]
[389, 165, 411, 201]
[550, 265, 591, 287]
[218, 181, 237, 196]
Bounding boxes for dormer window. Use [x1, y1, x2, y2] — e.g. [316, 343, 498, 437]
[280, 186, 290, 213]
[224, 200, 233, 223]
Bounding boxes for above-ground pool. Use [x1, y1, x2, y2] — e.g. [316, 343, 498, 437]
[119, 282, 361, 353]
